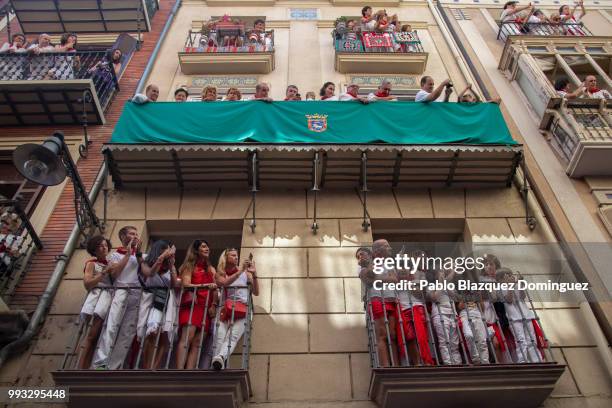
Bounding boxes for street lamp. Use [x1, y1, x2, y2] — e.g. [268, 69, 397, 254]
[12, 131, 103, 246]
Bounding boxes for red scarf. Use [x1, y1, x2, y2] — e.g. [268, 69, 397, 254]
[116, 246, 135, 255]
[375, 90, 389, 97]
[83, 257, 108, 273]
[347, 89, 358, 98]
[588, 87, 601, 94]
[226, 266, 239, 277]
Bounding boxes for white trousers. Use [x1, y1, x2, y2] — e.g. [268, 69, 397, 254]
[432, 313, 462, 365]
[92, 288, 140, 369]
[460, 308, 489, 364]
[510, 319, 542, 363]
[213, 318, 246, 365]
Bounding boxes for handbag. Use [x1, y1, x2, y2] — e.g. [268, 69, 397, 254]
[221, 299, 247, 322]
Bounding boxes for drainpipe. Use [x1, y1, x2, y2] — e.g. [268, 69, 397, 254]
[0, 0, 182, 370]
[0, 164, 107, 368]
[427, 0, 491, 100]
[136, 0, 182, 94]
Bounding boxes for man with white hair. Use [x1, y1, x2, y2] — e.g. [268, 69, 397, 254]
[367, 80, 397, 101]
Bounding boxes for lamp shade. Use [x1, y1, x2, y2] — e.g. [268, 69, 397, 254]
[12, 134, 67, 186]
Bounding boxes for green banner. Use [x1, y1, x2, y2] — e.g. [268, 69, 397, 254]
[110, 101, 516, 145]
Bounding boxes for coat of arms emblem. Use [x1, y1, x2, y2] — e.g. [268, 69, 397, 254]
[306, 114, 328, 132]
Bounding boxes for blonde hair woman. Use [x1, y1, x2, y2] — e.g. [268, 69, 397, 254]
[211, 248, 259, 370]
[175, 239, 218, 369]
[201, 85, 217, 102]
[225, 87, 242, 101]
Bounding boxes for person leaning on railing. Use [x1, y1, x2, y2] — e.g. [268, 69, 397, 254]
[247, 82, 273, 102]
[47, 33, 80, 80]
[429, 266, 462, 365]
[92, 226, 144, 369]
[359, 239, 400, 367]
[415, 76, 453, 102]
[457, 282, 490, 364]
[176, 239, 218, 369]
[500, 1, 534, 36]
[137, 240, 180, 369]
[0, 33, 28, 80]
[367, 80, 397, 102]
[479, 254, 510, 364]
[211, 248, 259, 370]
[584, 75, 611, 100]
[201, 85, 217, 102]
[225, 87, 242, 101]
[361, 6, 376, 32]
[0, 209, 23, 277]
[26, 33, 55, 80]
[132, 83, 159, 104]
[174, 86, 189, 102]
[559, 0, 587, 36]
[497, 268, 545, 363]
[554, 78, 586, 100]
[78, 235, 113, 369]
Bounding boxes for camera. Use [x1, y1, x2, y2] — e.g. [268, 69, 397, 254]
[445, 82, 454, 89]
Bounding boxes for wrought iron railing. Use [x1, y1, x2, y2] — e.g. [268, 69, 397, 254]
[183, 29, 275, 53]
[362, 271, 553, 368]
[0, 50, 119, 109]
[333, 30, 424, 54]
[144, 0, 158, 21]
[0, 199, 43, 295]
[61, 284, 254, 370]
[497, 21, 592, 41]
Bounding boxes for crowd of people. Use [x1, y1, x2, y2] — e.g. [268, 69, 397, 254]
[358, 240, 548, 367]
[0, 32, 122, 82]
[134, 76, 504, 103]
[77, 226, 259, 370]
[501, 1, 589, 37]
[0, 207, 23, 279]
[334, 6, 421, 53]
[186, 15, 273, 53]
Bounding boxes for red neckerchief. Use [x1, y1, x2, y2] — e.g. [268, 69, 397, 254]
[375, 90, 389, 97]
[83, 257, 108, 273]
[226, 266, 239, 276]
[589, 87, 601, 94]
[347, 89, 358, 98]
[116, 246, 135, 255]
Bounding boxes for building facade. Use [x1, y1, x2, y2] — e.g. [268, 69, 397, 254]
[0, 1, 611, 408]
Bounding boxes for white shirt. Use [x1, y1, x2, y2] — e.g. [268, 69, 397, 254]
[0, 43, 27, 53]
[502, 288, 535, 321]
[110, 250, 141, 286]
[367, 264, 397, 300]
[225, 269, 249, 304]
[327, 93, 359, 101]
[557, 90, 568, 98]
[588, 89, 611, 100]
[131, 93, 150, 104]
[397, 270, 426, 309]
[415, 89, 431, 102]
[480, 276, 498, 323]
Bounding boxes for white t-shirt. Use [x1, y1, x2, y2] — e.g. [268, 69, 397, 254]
[588, 89, 612, 100]
[110, 250, 141, 286]
[415, 89, 431, 102]
[367, 264, 397, 300]
[557, 90, 568, 98]
[502, 288, 535, 321]
[225, 269, 249, 304]
[397, 270, 426, 309]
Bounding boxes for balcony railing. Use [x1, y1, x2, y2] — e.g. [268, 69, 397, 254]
[54, 285, 253, 406]
[334, 30, 424, 54]
[179, 28, 276, 75]
[0, 50, 119, 125]
[184, 29, 275, 53]
[332, 30, 428, 74]
[361, 267, 565, 408]
[497, 21, 592, 41]
[0, 199, 43, 295]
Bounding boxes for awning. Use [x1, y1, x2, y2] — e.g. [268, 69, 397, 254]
[10, 0, 157, 34]
[110, 100, 517, 145]
[104, 143, 523, 189]
[105, 101, 520, 189]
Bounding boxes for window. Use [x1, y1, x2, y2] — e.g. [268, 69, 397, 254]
[0, 153, 44, 215]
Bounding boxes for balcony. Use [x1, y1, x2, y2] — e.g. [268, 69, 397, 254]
[53, 286, 254, 408]
[0, 51, 119, 126]
[334, 31, 428, 74]
[499, 36, 611, 176]
[497, 21, 592, 42]
[10, 0, 158, 34]
[178, 29, 275, 75]
[331, 0, 400, 5]
[0, 199, 43, 297]
[362, 280, 565, 408]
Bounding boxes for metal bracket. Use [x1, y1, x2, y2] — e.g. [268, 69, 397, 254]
[311, 152, 320, 234]
[360, 151, 370, 232]
[519, 154, 537, 230]
[78, 90, 93, 158]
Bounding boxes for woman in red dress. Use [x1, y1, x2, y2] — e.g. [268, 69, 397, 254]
[175, 240, 218, 369]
